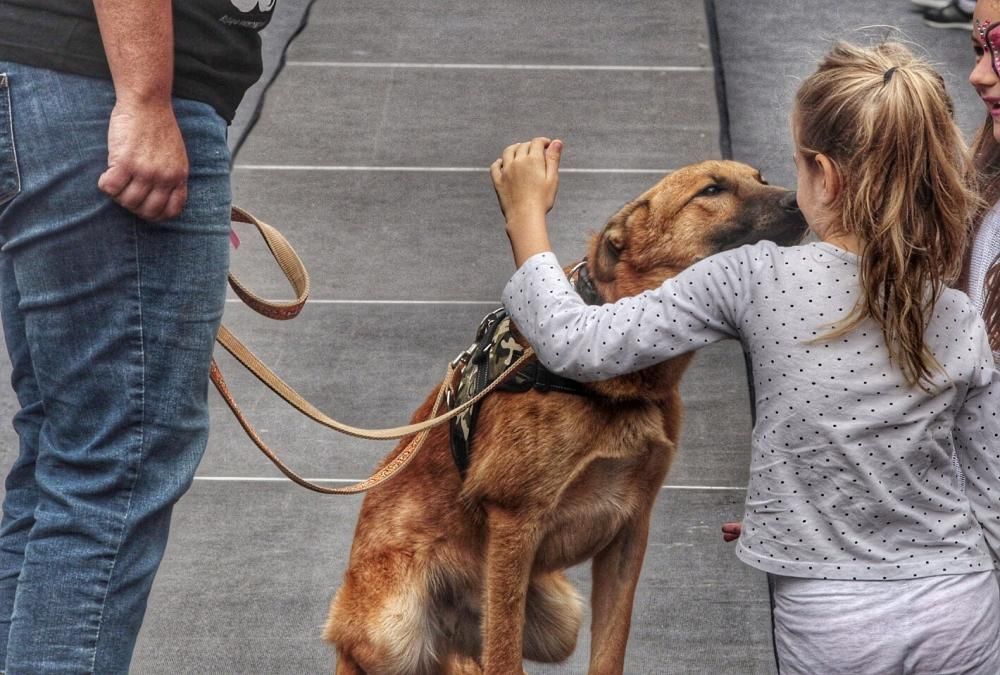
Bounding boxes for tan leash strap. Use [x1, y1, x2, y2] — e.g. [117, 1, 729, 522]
[215, 323, 535, 440]
[209, 358, 449, 494]
[228, 205, 310, 321]
[215, 205, 536, 493]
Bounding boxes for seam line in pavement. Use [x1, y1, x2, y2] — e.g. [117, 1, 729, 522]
[191, 477, 745, 491]
[233, 165, 672, 174]
[224, 299, 498, 305]
[286, 61, 712, 72]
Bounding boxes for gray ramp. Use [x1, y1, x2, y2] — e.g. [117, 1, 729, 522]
[0, 0, 978, 673]
[132, 0, 772, 671]
[710, 0, 982, 187]
[229, 0, 318, 153]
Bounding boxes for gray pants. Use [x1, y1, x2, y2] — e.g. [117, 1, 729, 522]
[770, 571, 1000, 674]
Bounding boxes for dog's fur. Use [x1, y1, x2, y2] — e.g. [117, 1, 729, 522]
[324, 160, 807, 674]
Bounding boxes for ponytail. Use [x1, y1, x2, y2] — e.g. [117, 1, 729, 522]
[796, 42, 978, 388]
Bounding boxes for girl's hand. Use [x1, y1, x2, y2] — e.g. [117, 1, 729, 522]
[491, 137, 563, 267]
[721, 522, 742, 543]
[491, 137, 562, 220]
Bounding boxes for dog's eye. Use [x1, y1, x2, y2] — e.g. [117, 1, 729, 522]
[699, 184, 724, 197]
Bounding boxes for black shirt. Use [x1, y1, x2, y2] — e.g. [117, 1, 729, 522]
[0, 0, 275, 122]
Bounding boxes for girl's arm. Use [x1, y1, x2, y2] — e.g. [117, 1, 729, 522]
[954, 326, 1000, 563]
[502, 250, 744, 381]
[491, 136, 562, 267]
[491, 137, 746, 382]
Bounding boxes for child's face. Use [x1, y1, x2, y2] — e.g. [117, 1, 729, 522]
[972, 1, 1000, 142]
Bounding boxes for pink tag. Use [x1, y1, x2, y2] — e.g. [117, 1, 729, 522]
[229, 228, 241, 249]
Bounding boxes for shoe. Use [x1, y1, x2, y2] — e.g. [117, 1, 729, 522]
[923, 3, 973, 30]
[911, 0, 950, 8]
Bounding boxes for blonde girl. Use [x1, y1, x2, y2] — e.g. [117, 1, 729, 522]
[492, 42, 1000, 673]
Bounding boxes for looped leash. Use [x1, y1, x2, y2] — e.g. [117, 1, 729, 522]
[213, 207, 534, 494]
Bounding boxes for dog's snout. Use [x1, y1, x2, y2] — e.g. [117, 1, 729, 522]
[780, 191, 799, 213]
[779, 192, 800, 213]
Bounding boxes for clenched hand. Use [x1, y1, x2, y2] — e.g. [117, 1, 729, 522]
[98, 101, 188, 222]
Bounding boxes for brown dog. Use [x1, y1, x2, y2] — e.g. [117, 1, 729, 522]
[323, 160, 807, 674]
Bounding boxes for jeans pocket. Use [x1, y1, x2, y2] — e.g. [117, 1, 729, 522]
[0, 73, 20, 206]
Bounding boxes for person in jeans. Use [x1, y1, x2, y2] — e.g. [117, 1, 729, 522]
[0, 0, 273, 671]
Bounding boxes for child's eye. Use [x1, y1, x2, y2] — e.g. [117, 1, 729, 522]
[975, 45, 987, 58]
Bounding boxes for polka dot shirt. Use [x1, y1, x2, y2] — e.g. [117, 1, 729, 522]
[966, 200, 1000, 321]
[503, 242, 1000, 581]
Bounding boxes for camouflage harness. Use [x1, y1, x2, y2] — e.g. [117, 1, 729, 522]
[447, 261, 603, 477]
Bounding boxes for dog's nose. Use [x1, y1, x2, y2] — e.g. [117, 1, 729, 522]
[780, 191, 799, 212]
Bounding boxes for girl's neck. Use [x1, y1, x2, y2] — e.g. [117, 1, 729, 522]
[821, 231, 862, 254]
[810, 211, 861, 254]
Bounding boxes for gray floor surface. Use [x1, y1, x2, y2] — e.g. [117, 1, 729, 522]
[0, 0, 981, 673]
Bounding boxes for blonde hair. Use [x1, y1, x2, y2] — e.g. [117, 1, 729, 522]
[795, 41, 978, 389]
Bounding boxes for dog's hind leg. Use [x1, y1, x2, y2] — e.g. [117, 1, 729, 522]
[522, 571, 583, 663]
[325, 557, 441, 675]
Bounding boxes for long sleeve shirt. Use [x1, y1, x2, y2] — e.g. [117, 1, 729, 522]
[967, 201, 1000, 320]
[503, 242, 1000, 581]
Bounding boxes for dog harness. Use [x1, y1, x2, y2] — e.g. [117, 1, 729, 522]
[448, 261, 602, 477]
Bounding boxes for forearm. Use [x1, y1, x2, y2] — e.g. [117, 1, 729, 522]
[492, 137, 562, 266]
[92, 0, 188, 221]
[502, 252, 738, 381]
[506, 211, 553, 268]
[92, 0, 174, 106]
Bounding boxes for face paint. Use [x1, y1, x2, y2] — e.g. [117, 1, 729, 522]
[978, 17, 991, 41]
[978, 19, 1000, 78]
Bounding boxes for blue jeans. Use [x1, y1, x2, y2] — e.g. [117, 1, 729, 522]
[0, 63, 231, 673]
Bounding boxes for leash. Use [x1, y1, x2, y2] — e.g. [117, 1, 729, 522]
[213, 206, 535, 494]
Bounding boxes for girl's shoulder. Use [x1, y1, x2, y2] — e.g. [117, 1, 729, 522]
[935, 285, 983, 324]
[707, 240, 855, 274]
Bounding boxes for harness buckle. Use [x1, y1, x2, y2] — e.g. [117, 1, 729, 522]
[451, 343, 477, 369]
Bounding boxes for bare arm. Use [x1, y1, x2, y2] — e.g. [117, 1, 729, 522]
[491, 137, 561, 268]
[92, 0, 188, 221]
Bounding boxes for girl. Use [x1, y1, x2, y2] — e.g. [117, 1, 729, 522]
[969, 1, 1000, 358]
[491, 42, 1000, 673]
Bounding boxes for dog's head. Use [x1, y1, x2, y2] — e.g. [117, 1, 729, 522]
[586, 160, 807, 301]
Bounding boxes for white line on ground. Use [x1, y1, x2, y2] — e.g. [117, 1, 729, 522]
[233, 165, 671, 174]
[286, 61, 712, 72]
[224, 299, 498, 305]
[192, 476, 745, 491]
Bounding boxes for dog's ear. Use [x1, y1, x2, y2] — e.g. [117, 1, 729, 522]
[594, 200, 648, 282]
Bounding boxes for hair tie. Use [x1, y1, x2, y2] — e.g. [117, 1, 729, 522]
[883, 66, 898, 85]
